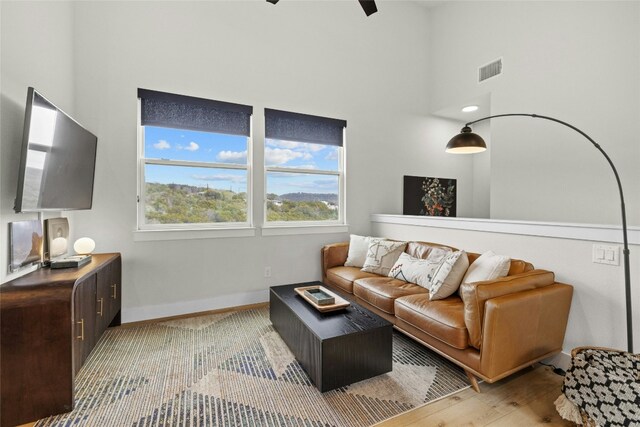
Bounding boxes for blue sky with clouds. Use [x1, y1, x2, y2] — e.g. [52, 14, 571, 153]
[144, 126, 340, 195]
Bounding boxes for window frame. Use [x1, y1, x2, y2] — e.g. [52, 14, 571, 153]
[136, 99, 253, 231]
[263, 131, 346, 227]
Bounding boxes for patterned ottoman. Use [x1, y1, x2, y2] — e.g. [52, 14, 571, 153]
[555, 346, 640, 426]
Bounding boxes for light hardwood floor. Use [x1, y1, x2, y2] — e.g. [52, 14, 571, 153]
[376, 364, 573, 426]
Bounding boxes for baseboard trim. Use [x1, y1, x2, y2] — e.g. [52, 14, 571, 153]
[122, 289, 270, 324]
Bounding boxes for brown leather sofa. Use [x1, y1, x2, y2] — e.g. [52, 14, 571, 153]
[321, 240, 573, 391]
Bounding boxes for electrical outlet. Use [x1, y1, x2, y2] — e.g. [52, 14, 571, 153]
[592, 244, 620, 266]
[264, 267, 272, 278]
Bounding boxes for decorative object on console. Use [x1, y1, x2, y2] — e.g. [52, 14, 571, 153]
[361, 238, 407, 276]
[403, 175, 457, 217]
[344, 234, 371, 267]
[8, 220, 43, 273]
[462, 250, 511, 284]
[74, 237, 96, 255]
[446, 113, 633, 352]
[50, 255, 92, 269]
[428, 250, 469, 300]
[44, 217, 69, 261]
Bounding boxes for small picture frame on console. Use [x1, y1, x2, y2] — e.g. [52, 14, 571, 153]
[44, 217, 70, 262]
[9, 220, 44, 273]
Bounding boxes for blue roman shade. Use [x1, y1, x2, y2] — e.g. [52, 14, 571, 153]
[138, 89, 253, 137]
[265, 108, 346, 147]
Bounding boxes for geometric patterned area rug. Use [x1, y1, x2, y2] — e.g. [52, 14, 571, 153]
[35, 307, 469, 427]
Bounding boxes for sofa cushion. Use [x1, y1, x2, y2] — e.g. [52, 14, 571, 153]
[507, 259, 534, 275]
[354, 277, 427, 314]
[405, 241, 455, 259]
[395, 294, 469, 350]
[326, 266, 379, 294]
[460, 269, 556, 349]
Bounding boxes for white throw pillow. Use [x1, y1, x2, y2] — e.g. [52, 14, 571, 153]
[344, 235, 371, 268]
[462, 250, 511, 284]
[388, 253, 436, 287]
[362, 238, 407, 276]
[429, 250, 470, 300]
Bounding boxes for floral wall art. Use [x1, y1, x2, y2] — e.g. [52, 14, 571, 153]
[403, 175, 457, 217]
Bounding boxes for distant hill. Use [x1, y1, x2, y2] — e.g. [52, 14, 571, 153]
[278, 192, 338, 203]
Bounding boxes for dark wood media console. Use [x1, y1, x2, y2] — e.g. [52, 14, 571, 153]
[0, 253, 122, 427]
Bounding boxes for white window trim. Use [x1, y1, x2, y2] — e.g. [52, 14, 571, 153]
[136, 99, 253, 231]
[263, 131, 346, 227]
[133, 227, 256, 242]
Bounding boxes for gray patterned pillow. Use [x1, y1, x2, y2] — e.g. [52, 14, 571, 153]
[361, 238, 407, 276]
[429, 250, 469, 300]
[388, 249, 450, 288]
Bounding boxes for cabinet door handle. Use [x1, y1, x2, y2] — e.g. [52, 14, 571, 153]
[111, 284, 117, 299]
[77, 319, 85, 341]
[98, 298, 104, 316]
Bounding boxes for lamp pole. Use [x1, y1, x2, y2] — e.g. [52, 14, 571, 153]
[452, 113, 633, 353]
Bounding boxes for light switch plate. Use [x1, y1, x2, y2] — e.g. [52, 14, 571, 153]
[592, 244, 620, 266]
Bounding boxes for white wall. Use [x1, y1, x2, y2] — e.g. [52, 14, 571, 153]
[0, 1, 75, 283]
[471, 121, 490, 218]
[427, 1, 640, 226]
[64, 0, 433, 320]
[372, 219, 640, 360]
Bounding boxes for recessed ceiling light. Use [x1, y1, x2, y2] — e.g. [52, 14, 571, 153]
[461, 105, 479, 113]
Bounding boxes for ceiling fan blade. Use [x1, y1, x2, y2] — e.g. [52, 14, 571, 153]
[358, 0, 377, 16]
[266, 0, 279, 4]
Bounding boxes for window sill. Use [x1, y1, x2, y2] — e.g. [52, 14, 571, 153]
[133, 227, 256, 242]
[261, 224, 349, 236]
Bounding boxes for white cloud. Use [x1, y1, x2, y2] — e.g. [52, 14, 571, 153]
[153, 139, 171, 150]
[185, 142, 199, 151]
[177, 141, 199, 151]
[325, 149, 339, 161]
[265, 147, 305, 165]
[266, 140, 303, 149]
[216, 150, 247, 163]
[289, 164, 317, 170]
[192, 174, 246, 183]
[266, 139, 326, 152]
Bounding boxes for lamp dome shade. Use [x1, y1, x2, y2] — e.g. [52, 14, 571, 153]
[445, 126, 487, 154]
[74, 237, 95, 255]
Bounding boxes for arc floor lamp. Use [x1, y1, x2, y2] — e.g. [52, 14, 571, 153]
[446, 113, 633, 353]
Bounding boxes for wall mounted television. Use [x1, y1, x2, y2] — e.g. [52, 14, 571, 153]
[14, 87, 97, 212]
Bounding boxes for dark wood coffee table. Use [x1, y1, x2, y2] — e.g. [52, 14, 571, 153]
[269, 282, 392, 392]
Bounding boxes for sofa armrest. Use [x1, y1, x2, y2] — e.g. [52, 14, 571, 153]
[479, 283, 573, 381]
[321, 242, 349, 280]
[460, 269, 556, 349]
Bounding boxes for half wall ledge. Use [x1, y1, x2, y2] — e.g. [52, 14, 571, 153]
[370, 214, 640, 245]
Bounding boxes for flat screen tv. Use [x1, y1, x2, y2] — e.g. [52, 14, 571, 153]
[14, 87, 97, 212]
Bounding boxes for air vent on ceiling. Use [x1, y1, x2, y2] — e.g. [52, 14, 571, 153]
[478, 58, 503, 83]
